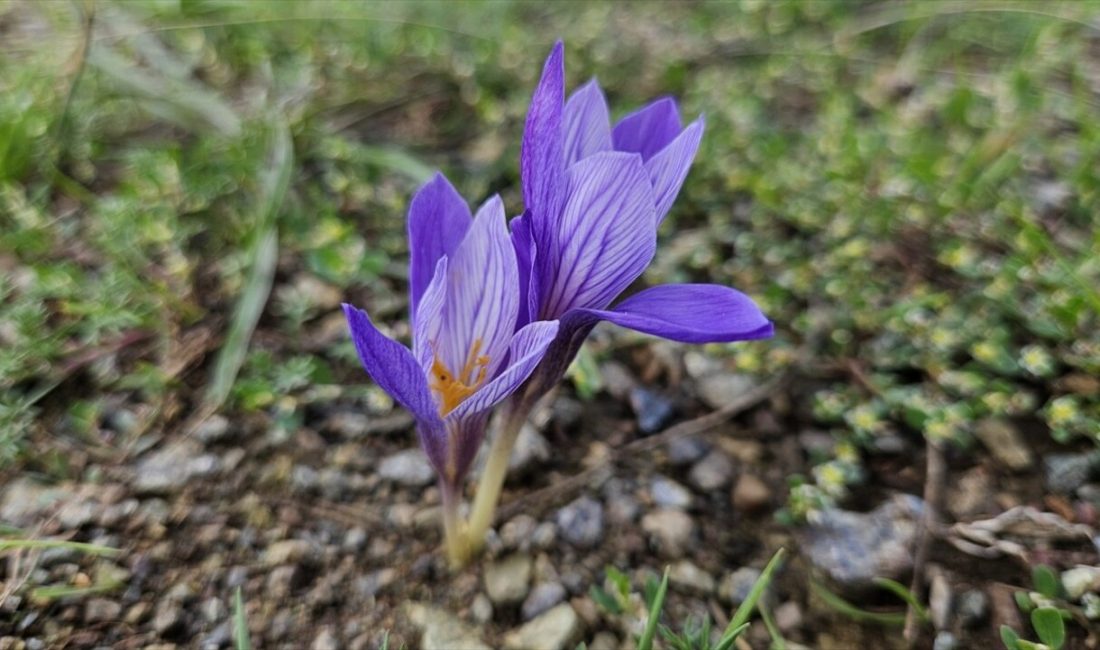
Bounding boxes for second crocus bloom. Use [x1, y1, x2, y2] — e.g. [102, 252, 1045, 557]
[513, 42, 773, 393]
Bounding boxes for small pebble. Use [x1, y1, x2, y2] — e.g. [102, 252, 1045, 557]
[774, 601, 803, 633]
[630, 387, 675, 433]
[957, 589, 989, 628]
[484, 554, 533, 605]
[522, 582, 567, 621]
[262, 539, 314, 567]
[312, 627, 339, 650]
[377, 449, 435, 487]
[696, 373, 756, 410]
[588, 631, 618, 650]
[689, 452, 734, 491]
[555, 497, 604, 548]
[199, 597, 225, 623]
[669, 561, 716, 595]
[343, 527, 368, 552]
[933, 631, 958, 650]
[641, 509, 694, 556]
[471, 593, 493, 624]
[1045, 451, 1100, 494]
[650, 475, 692, 509]
[721, 567, 765, 606]
[83, 599, 121, 623]
[504, 603, 581, 650]
[531, 522, 557, 549]
[152, 601, 183, 635]
[501, 515, 538, 550]
[667, 436, 709, 465]
[732, 473, 771, 513]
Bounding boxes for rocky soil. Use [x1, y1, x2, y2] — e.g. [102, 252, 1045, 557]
[2, 351, 1098, 649]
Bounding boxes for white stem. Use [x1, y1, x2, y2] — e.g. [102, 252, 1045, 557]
[463, 402, 530, 556]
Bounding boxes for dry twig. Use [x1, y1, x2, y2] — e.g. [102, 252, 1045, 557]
[904, 439, 946, 646]
[496, 372, 789, 522]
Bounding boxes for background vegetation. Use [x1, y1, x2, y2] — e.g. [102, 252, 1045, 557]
[1, 1, 1098, 648]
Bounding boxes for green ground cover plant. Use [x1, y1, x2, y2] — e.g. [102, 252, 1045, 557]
[1, 1, 1098, 647]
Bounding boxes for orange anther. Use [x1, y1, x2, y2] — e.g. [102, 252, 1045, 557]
[430, 339, 490, 416]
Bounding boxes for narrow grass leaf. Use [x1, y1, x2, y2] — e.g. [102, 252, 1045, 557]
[0, 539, 120, 556]
[759, 603, 787, 650]
[809, 578, 906, 626]
[203, 118, 293, 411]
[234, 586, 251, 650]
[358, 145, 434, 184]
[713, 624, 750, 650]
[89, 47, 241, 136]
[588, 585, 622, 615]
[724, 548, 787, 637]
[32, 579, 122, 601]
[637, 566, 669, 650]
[872, 577, 929, 622]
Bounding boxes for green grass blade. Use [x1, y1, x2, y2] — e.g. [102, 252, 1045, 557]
[31, 581, 121, 600]
[637, 566, 669, 650]
[809, 578, 906, 626]
[723, 548, 787, 638]
[203, 118, 293, 412]
[357, 145, 434, 184]
[89, 47, 241, 136]
[234, 586, 251, 650]
[760, 603, 787, 650]
[872, 577, 929, 622]
[0, 539, 120, 556]
[713, 624, 751, 650]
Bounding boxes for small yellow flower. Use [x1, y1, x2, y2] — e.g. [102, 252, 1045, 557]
[848, 405, 879, 432]
[1048, 397, 1079, 427]
[835, 441, 860, 464]
[1019, 345, 1053, 376]
[925, 418, 953, 442]
[971, 341, 999, 364]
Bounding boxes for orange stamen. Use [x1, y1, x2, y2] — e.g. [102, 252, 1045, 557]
[430, 339, 490, 416]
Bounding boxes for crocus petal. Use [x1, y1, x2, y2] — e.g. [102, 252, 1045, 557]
[646, 116, 704, 223]
[522, 41, 566, 247]
[407, 173, 471, 320]
[342, 303, 448, 468]
[612, 97, 683, 161]
[563, 79, 612, 165]
[540, 151, 658, 317]
[450, 320, 559, 419]
[413, 256, 448, 374]
[510, 212, 540, 329]
[438, 195, 519, 379]
[574, 284, 774, 343]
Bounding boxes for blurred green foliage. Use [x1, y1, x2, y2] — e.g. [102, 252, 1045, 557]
[0, 1, 1097, 515]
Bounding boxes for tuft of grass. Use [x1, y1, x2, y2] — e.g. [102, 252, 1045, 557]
[202, 116, 293, 414]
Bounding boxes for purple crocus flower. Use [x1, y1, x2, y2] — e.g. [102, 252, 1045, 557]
[342, 174, 559, 488]
[512, 42, 773, 394]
